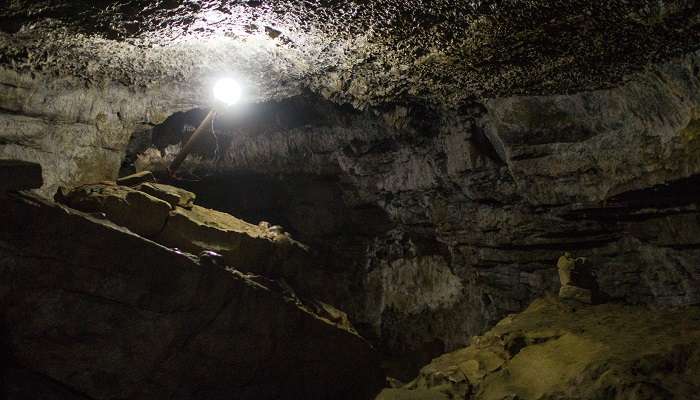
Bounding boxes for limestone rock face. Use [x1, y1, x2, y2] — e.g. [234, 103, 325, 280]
[54, 182, 333, 303]
[55, 183, 172, 237]
[117, 170, 156, 186]
[1, 0, 700, 381]
[0, 193, 385, 400]
[136, 182, 196, 209]
[379, 297, 700, 400]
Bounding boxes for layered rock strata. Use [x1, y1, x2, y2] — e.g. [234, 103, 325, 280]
[0, 190, 385, 400]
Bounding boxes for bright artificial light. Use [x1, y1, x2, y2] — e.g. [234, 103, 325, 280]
[213, 78, 242, 106]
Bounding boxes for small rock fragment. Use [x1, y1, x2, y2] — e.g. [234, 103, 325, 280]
[117, 171, 156, 186]
[137, 182, 196, 209]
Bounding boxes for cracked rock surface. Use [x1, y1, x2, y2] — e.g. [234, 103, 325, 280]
[0, 191, 384, 400]
[377, 297, 700, 400]
[1, 0, 700, 388]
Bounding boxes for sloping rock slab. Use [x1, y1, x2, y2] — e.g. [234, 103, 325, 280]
[378, 297, 700, 400]
[157, 204, 319, 293]
[117, 170, 156, 186]
[137, 182, 196, 209]
[56, 183, 335, 301]
[0, 193, 385, 400]
[55, 183, 171, 237]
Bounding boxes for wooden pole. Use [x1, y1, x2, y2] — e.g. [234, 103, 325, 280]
[168, 109, 216, 176]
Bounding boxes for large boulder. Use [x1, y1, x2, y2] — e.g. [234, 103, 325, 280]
[378, 297, 700, 400]
[55, 183, 172, 238]
[0, 192, 385, 400]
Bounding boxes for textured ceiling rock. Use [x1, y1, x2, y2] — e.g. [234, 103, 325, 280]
[1, 1, 699, 107]
[0, 192, 385, 400]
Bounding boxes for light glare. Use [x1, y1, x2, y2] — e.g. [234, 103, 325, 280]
[213, 78, 242, 106]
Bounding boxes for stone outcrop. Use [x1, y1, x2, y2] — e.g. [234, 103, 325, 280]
[135, 51, 699, 374]
[0, 192, 385, 400]
[54, 182, 336, 303]
[56, 183, 172, 237]
[378, 297, 700, 400]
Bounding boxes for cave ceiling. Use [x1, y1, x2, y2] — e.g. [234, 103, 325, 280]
[1, 0, 699, 108]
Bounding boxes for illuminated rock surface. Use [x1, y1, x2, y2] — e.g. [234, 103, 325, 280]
[378, 297, 700, 400]
[55, 182, 334, 302]
[0, 0, 700, 396]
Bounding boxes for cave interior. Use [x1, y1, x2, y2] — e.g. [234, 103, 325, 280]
[1, 1, 700, 399]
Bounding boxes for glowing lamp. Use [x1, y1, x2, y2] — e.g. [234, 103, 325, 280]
[168, 77, 242, 177]
[213, 78, 242, 106]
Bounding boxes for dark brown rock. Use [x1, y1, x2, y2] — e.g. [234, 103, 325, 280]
[0, 193, 385, 400]
[0, 159, 42, 192]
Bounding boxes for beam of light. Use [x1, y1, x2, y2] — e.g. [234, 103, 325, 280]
[213, 78, 242, 106]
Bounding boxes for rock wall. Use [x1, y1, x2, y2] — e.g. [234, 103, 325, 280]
[133, 51, 700, 370]
[378, 297, 700, 400]
[0, 191, 385, 400]
[1, 24, 699, 380]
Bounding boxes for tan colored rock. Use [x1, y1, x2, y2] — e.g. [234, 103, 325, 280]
[137, 182, 195, 209]
[556, 252, 576, 287]
[379, 297, 700, 400]
[558, 285, 592, 304]
[55, 182, 328, 301]
[116, 171, 156, 186]
[55, 183, 171, 237]
[156, 205, 312, 282]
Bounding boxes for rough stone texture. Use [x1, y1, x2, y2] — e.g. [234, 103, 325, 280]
[130, 51, 700, 373]
[56, 183, 172, 238]
[0, 159, 42, 192]
[117, 170, 156, 186]
[137, 182, 196, 208]
[1, 1, 699, 107]
[1, 0, 700, 382]
[55, 182, 339, 304]
[377, 297, 700, 400]
[0, 192, 385, 400]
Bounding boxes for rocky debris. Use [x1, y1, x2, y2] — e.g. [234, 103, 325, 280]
[55, 183, 171, 237]
[0, 159, 42, 193]
[558, 285, 592, 304]
[54, 182, 334, 303]
[0, 192, 385, 400]
[158, 204, 316, 292]
[198, 249, 226, 267]
[556, 253, 593, 304]
[116, 170, 156, 186]
[378, 297, 700, 400]
[137, 182, 196, 209]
